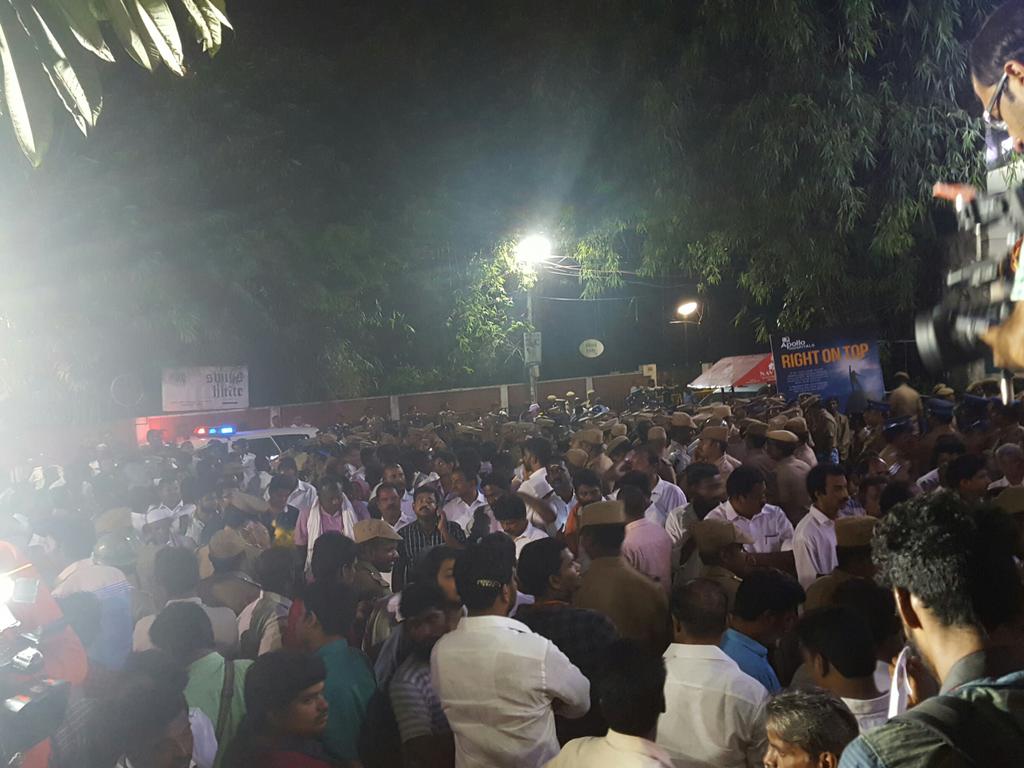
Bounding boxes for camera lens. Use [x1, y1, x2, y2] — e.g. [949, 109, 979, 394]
[914, 307, 991, 372]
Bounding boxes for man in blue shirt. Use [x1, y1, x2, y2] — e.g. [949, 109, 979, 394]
[296, 578, 376, 762]
[721, 568, 805, 693]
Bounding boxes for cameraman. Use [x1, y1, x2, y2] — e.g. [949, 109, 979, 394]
[937, 1, 1024, 369]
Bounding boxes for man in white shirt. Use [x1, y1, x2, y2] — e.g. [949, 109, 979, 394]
[274, 456, 318, 518]
[443, 467, 488, 531]
[493, 495, 548, 558]
[546, 638, 673, 768]
[518, 437, 559, 532]
[382, 463, 417, 526]
[706, 465, 795, 572]
[793, 464, 849, 588]
[432, 543, 590, 768]
[657, 578, 768, 767]
[796, 606, 889, 733]
[989, 443, 1024, 491]
[629, 444, 687, 527]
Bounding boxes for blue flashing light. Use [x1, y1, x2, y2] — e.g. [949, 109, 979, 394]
[220, 426, 235, 435]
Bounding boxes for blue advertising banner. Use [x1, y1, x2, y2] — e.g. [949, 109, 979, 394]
[770, 328, 885, 413]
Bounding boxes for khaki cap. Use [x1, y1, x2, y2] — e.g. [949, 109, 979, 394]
[691, 519, 753, 554]
[546, 394, 558, 402]
[610, 423, 628, 437]
[935, 385, 955, 398]
[95, 507, 132, 535]
[712, 405, 732, 420]
[745, 421, 769, 438]
[701, 425, 729, 442]
[579, 500, 627, 528]
[670, 412, 695, 428]
[565, 391, 576, 398]
[354, 519, 403, 544]
[835, 516, 877, 547]
[565, 448, 589, 467]
[209, 528, 246, 559]
[995, 486, 1024, 516]
[228, 489, 270, 516]
[766, 429, 800, 444]
[785, 417, 810, 435]
[648, 426, 667, 441]
[577, 428, 604, 445]
[607, 435, 631, 454]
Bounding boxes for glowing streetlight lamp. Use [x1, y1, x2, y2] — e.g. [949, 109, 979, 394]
[515, 234, 553, 269]
[514, 234, 553, 405]
[677, 300, 699, 318]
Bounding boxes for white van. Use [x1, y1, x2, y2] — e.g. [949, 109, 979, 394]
[188, 426, 320, 458]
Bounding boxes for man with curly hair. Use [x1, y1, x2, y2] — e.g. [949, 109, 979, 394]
[839, 491, 1024, 766]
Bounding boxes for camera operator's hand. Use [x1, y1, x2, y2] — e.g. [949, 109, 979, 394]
[982, 301, 1024, 370]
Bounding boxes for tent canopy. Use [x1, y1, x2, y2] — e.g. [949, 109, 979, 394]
[688, 354, 776, 389]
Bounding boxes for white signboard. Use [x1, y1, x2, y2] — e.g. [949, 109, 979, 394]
[579, 338, 605, 358]
[162, 366, 249, 412]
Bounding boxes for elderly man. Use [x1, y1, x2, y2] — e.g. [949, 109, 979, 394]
[698, 425, 742, 483]
[990, 443, 1024, 491]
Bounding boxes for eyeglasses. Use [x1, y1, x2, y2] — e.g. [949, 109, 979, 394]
[984, 72, 1010, 131]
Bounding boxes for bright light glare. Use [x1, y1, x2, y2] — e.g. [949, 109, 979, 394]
[677, 301, 699, 317]
[0, 576, 14, 605]
[515, 234, 553, 266]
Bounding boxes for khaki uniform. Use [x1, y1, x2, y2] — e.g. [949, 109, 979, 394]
[588, 453, 613, 476]
[197, 572, 261, 616]
[889, 384, 922, 420]
[352, 559, 391, 603]
[803, 569, 857, 612]
[807, 409, 837, 458]
[745, 450, 778, 495]
[714, 452, 743, 483]
[775, 456, 812, 524]
[699, 564, 743, 611]
[834, 412, 852, 462]
[573, 556, 672, 655]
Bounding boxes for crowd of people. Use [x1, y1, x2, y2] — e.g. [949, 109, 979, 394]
[2, 359, 1024, 768]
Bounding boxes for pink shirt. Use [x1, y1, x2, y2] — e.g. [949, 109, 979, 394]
[294, 505, 347, 546]
[622, 518, 673, 594]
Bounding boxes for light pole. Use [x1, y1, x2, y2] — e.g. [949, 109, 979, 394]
[671, 300, 702, 383]
[515, 235, 552, 405]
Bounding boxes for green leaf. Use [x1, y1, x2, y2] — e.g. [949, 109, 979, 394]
[51, 0, 114, 61]
[131, 0, 183, 75]
[101, 0, 151, 70]
[10, 0, 100, 133]
[0, 2, 54, 165]
[175, 0, 211, 51]
[195, 0, 224, 54]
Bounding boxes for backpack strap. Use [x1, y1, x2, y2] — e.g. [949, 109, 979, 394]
[899, 685, 1022, 766]
[214, 660, 236, 752]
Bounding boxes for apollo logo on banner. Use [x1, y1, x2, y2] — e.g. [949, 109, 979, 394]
[162, 366, 249, 412]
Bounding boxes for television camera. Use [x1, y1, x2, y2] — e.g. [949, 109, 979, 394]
[0, 566, 69, 765]
[915, 183, 1024, 380]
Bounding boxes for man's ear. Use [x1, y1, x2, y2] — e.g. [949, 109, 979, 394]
[894, 587, 921, 630]
[1006, 59, 1024, 87]
[818, 751, 840, 768]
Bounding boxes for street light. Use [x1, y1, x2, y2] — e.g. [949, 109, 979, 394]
[515, 234, 553, 270]
[515, 234, 552, 405]
[677, 300, 699, 318]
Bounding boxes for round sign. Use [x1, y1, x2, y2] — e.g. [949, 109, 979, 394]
[579, 339, 605, 358]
